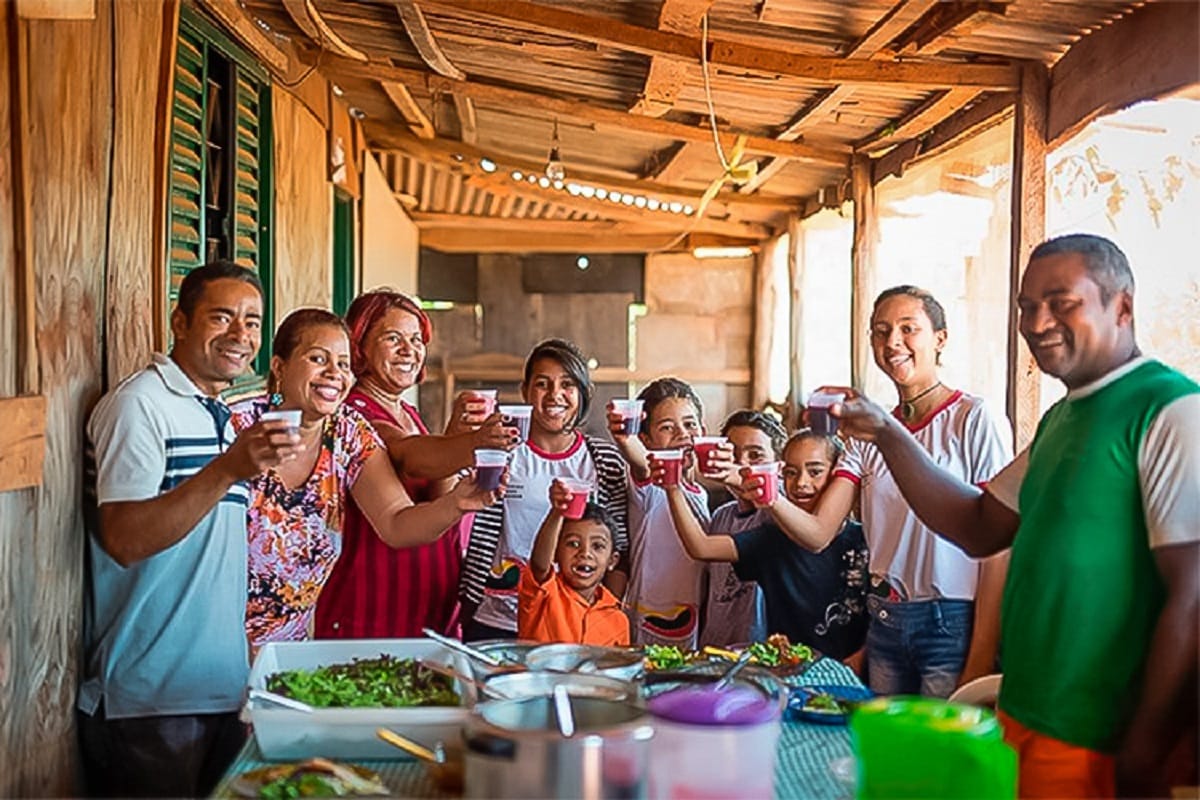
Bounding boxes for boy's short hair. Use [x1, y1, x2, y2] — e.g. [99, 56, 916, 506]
[720, 409, 787, 457]
[561, 502, 617, 548]
[636, 376, 703, 425]
[783, 428, 844, 465]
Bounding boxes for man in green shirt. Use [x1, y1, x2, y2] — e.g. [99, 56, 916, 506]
[830, 234, 1198, 797]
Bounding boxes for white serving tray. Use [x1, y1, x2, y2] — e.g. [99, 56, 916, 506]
[245, 638, 476, 760]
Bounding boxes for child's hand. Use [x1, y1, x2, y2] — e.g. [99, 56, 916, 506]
[548, 478, 573, 515]
[472, 412, 519, 451]
[452, 467, 507, 511]
[605, 401, 635, 441]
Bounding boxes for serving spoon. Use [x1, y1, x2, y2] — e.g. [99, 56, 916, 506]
[422, 627, 505, 667]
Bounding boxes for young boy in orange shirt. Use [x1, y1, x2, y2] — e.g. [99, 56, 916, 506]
[518, 479, 630, 646]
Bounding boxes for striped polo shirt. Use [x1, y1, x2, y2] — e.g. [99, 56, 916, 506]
[81, 353, 250, 719]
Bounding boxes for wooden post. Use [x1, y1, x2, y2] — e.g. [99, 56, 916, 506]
[750, 238, 775, 410]
[1007, 61, 1048, 450]
[849, 155, 875, 391]
[786, 214, 804, 427]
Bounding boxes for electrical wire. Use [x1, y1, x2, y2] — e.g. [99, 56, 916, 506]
[700, 13, 731, 173]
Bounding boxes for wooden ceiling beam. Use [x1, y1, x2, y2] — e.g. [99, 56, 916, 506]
[417, 219, 756, 253]
[365, 122, 796, 213]
[196, 0, 290, 75]
[282, 0, 367, 61]
[380, 81, 435, 139]
[887, 2, 1011, 57]
[416, 0, 1019, 90]
[844, 0, 940, 57]
[453, 94, 478, 144]
[395, 0, 466, 79]
[855, 87, 979, 154]
[630, 0, 713, 117]
[872, 90, 1014, 183]
[312, 53, 852, 165]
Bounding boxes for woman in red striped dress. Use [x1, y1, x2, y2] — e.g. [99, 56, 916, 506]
[314, 291, 514, 638]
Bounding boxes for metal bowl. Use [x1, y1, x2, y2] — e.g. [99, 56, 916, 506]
[524, 644, 645, 682]
[484, 671, 641, 704]
[465, 640, 541, 682]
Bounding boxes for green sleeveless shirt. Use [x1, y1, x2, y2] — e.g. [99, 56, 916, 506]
[998, 359, 1198, 751]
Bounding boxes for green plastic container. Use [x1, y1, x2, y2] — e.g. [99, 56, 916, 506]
[849, 696, 1017, 799]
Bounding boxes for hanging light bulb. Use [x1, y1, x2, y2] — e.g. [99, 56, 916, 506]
[545, 118, 565, 182]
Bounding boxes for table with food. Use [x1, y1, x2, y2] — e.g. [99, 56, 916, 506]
[215, 633, 1011, 799]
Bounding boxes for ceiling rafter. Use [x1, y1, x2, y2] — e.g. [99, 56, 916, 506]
[415, 0, 1019, 90]
[196, 0, 290, 74]
[364, 122, 796, 215]
[629, 0, 713, 118]
[380, 81, 435, 139]
[310, 53, 853, 165]
[855, 87, 980, 154]
[281, 0, 366, 61]
[452, 94, 478, 144]
[395, 0, 465, 79]
[886, 1, 1012, 57]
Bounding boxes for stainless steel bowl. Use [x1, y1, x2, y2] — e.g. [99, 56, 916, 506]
[464, 640, 541, 682]
[484, 670, 641, 704]
[524, 644, 645, 682]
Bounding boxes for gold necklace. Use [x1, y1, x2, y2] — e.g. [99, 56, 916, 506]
[900, 381, 944, 422]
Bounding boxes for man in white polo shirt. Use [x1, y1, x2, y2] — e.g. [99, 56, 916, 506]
[80, 261, 303, 797]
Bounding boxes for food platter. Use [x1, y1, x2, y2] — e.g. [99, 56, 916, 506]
[786, 685, 874, 725]
[704, 634, 820, 677]
[226, 759, 389, 798]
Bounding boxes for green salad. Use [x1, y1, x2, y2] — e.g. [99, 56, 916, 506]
[643, 644, 692, 670]
[803, 691, 846, 713]
[745, 637, 814, 668]
[265, 655, 459, 708]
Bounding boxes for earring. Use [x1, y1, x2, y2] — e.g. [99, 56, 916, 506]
[269, 392, 284, 408]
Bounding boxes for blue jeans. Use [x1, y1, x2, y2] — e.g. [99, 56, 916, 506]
[865, 597, 973, 699]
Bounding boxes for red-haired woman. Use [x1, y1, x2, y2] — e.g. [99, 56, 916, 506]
[314, 291, 515, 639]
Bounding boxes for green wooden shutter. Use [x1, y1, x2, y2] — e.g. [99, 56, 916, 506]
[167, 24, 207, 312]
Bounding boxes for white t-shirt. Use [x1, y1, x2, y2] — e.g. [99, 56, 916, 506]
[987, 357, 1200, 549]
[473, 436, 598, 631]
[835, 391, 1013, 601]
[625, 476, 710, 648]
[699, 502, 770, 647]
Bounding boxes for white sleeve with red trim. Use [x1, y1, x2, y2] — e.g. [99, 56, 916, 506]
[961, 397, 1014, 485]
[833, 436, 866, 485]
[984, 449, 1027, 513]
[1139, 394, 1200, 549]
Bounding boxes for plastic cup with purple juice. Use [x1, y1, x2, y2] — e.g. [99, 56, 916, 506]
[499, 404, 533, 442]
[611, 398, 644, 436]
[473, 448, 508, 490]
[807, 390, 845, 436]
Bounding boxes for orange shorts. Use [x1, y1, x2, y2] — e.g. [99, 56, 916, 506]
[998, 710, 1116, 799]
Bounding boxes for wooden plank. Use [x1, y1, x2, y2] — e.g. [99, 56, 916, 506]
[1007, 62, 1047, 450]
[419, 0, 1019, 90]
[11, 10, 39, 395]
[1047, 2, 1200, 146]
[282, 0, 367, 61]
[195, 0, 289, 75]
[844, 0, 939, 57]
[316, 55, 852, 165]
[630, 0, 712, 117]
[849, 155, 875, 390]
[380, 80, 434, 139]
[419, 223, 755, 253]
[0, 396, 46, 492]
[393, 0, 465, 80]
[15, 0, 93, 19]
[367, 122, 797, 213]
[750, 238, 774, 408]
[741, 86, 854, 194]
[0, 1, 17, 397]
[856, 87, 978, 154]
[888, 2, 1010, 56]
[452, 93, 477, 144]
[151, 1, 180, 352]
[872, 90, 1014, 183]
[786, 214, 803, 425]
[106, 0, 173, 385]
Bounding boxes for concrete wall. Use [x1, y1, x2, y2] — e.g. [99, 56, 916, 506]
[362, 153, 418, 295]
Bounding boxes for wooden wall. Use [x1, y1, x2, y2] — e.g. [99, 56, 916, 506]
[0, 1, 117, 793]
[362, 151, 419, 295]
[273, 88, 333, 324]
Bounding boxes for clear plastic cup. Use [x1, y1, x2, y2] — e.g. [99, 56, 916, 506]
[474, 448, 508, 490]
[691, 436, 728, 474]
[465, 389, 499, 422]
[807, 390, 845, 436]
[649, 449, 684, 487]
[498, 404, 533, 442]
[559, 478, 593, 520]
[261, 409, 302, 435]
[611, 398, 644, 435]
[745, 462, 780, 504]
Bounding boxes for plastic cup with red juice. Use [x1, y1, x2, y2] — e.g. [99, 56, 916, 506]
[473, 448, 508, 490]
[650, 449, 685, 488]
[611, 398, 644, 436]
[745, 462, 780, 504]
[691, 436, 728, 475]
[559, 478, 592, 520]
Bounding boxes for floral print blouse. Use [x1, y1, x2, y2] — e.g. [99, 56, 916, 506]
[231, 397, 382, 647]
